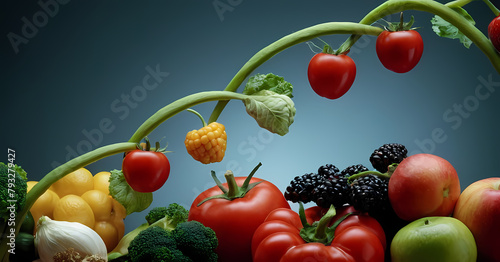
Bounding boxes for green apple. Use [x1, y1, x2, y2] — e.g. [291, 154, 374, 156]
[391, 216, 476, 262]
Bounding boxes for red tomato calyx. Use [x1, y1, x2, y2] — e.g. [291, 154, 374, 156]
[125, 137, 170, 158]
[382, 12, 418, 32]
[197, 162, 264, 206]
[299, 203, 354, 245]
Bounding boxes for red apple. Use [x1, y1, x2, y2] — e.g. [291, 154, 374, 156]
[388, 153, 460, 221]
[453, 178, 500, 262]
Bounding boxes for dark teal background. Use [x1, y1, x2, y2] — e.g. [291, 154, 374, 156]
[1, 1, 498, 232]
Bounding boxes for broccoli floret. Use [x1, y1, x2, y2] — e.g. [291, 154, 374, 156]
[172, 221, 218, 262]
[128, 226, 192, 262]
[145, 203, 189, 225]
[0, 162, 27, 221]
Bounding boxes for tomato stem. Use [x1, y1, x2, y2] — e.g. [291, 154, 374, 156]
[225, 171, 240, 198]
[299, 204, 354, 245]
[313, 205, 336, 242]
[196, 163, 263, 206]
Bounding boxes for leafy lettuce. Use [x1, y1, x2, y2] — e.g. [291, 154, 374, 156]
[109, 169, 153, 215]
[242, 73, 296, 136]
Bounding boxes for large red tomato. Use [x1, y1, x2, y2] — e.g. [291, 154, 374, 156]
[188, 166, 290, 262]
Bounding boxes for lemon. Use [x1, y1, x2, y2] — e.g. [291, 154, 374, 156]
[51, 168, 94, 197]
[53, 194, 95, 229]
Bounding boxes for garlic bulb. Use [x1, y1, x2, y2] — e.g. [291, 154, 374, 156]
[35, 216, 107, 262]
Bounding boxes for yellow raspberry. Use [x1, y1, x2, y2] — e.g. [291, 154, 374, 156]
[185, 122, 227, 164]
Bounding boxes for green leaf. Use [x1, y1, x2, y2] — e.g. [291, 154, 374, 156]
[431, 7, 475, 48]
[243, 90, 296, 136]
[243, 73, 293, 98]
[108, 169, 153, 215]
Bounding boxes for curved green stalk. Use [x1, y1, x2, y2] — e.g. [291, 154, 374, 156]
[18, 143, 136, 221]
[209, 0, 500, 123]
[129, 91, 248, 143]
[445, 0, 476, 8]
[207, 22, 384, 123]
[337, 0, 500, 71]
[483, 0, 500, 16]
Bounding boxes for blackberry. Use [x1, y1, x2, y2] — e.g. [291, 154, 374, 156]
[317, 164, 341, 179]
[284, 173, 324, 203]
[369, 143, 408, 173]
[312, 176, 350, 208]
[340, 164, 369, 178]
[349, 175, 390, 215]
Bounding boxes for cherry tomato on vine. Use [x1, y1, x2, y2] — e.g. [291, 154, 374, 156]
[488, 15, 500, 52]
[307, 52, 356, 99]
[376, 29, 424, 73]
[122, 141, 170, 193]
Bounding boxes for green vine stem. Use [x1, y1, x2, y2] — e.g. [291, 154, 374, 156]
[483, 0, 500, 16]
[209, 0, 500, 123]
[129, 91, 247, 143]
[336, 0, 500, 69]
[207, 22, 384, 123]
[445, 0, 475, 8]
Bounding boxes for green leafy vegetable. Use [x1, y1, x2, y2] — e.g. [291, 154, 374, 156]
[243, 73, 293, 98]
[109, 169, 153, 215]
[145, 203, 189, 226]
[0, 162, 27, 221]
[431, 7, 475, 48]
[243, 90, 296, 136]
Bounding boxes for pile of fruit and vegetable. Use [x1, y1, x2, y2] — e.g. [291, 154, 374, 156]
[2, 0, 500, 261]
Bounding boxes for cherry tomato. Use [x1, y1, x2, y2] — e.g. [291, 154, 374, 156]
[307, 53, 356, 99]
[488, 15, 500, 52]
[376, 30, 424, 73]
[188, 176, 290, 262]
[122, 149, 170, 193]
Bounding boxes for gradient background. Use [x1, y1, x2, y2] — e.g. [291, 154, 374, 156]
[1, 0, 498, 233]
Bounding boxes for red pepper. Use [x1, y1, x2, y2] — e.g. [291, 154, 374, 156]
[252, 204, 386, 262]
